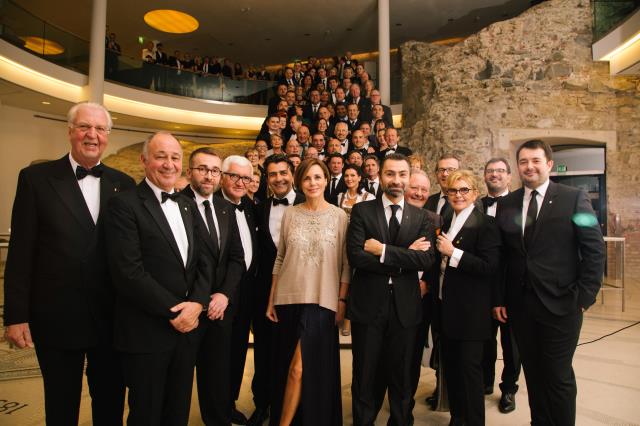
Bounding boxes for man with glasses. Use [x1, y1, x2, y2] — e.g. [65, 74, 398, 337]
[4, 102, 134, 425]
[425, 153, 461, 217]
[480, 158, 522, 414]
[182, 148, 245, 425]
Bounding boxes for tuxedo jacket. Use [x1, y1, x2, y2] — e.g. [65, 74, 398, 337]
[362, 178, 383, 199]
[105, 181, 212, 353]
[361, 104, 393, 126]
[255, 193, 305, 296]
[181, 186, 245, 302]
[325, 176, 347, 205]
[347, 198, 436, 328]
[495, 182, 605, 315]
[438, 207, 501, 340]
[4, 156, 135, 348]
[377, 145, 413, 160]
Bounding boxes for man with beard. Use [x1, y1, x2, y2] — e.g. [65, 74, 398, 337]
[347, 154, 435, 425]
[181, 148, 245, 425]
[481, 158, 521, 414]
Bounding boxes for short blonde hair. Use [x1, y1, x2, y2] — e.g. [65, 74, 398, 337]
[446, 170, 479, 191]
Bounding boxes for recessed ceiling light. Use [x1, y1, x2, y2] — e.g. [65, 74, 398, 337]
[144, 10, 199, 34]
[264, 38, 271, 41]
[228, 43, 234, 46]
[304, 33, 311, 36]
[346, 28, 353, 32]
[41, 101, 51, 105]
[395, 23, 402, 26]
[20, 36, 64, 55]
[448, 18, 455, 22]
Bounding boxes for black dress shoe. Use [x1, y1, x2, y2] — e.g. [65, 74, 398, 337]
[247, 406, 269, 426]
[484, 385, 494, 395]
[499, 392, 516, 413]
[231, 406, 248, 425]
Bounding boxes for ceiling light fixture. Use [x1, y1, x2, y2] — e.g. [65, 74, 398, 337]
[41, 101, 51, 105]
[144, 10, 199, 34]
[19, 36, 65, 55]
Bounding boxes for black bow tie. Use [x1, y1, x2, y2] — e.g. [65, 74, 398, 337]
[233, 203, 245, 212]
[161, 191, 181, 203]
[341, 141, 347, 146]
[486, 196, 500, 207]
[76, 164, 104, 180]
[272, 197, 289, 206]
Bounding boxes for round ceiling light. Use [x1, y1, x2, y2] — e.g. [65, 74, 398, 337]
[20, 36, 64, 55]
[144, 9, 199, 34]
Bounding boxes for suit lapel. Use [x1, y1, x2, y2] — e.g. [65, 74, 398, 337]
[396, 203, 414, 245]
[375, 198, 390, 243]
[452, 208, 479, 249]
[98, 169, 124, 225]
[48, 157, 95, 231]
[213, 198, 227, 259]
[177, 196, 194, 268]
[511, 188, 527, 252]
[139, 182, 184, 267]
[530, 182, 558, 247]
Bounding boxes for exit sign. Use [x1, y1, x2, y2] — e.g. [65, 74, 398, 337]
[557, 164, 567, 173]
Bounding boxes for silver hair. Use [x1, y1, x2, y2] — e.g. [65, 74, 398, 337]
[141, 131, 178, 159]
[410, 169, 430, 181]
[67, 102, 113, 130]
[221, 155, 252, 173]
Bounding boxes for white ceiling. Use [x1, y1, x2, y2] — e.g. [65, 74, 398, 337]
[12, 0, 534, 64]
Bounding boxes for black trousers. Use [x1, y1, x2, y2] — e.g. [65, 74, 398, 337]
[230, 276, 253, 403]
[442, 338, 485, 426]
[251, 279, 273, 410]
[352, 292, 416, 426]
[410, 294, 432, 407]
[481, 319, 521, 393]
[196, 314, 233, 425]
[510, 288, 582, 426]
[34, 344, 125, 426]
[121, 333, 199, 426]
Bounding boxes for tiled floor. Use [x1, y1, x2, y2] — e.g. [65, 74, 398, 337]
[1, 278, 639, 425]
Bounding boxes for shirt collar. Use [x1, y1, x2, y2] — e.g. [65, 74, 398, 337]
[222, 190, 241, 206]
[331, 173, 342, 181]
[191, 186, 213, 206]
[145, 177, 173, 203]
[68, 152, 100, 172]
[276, 188, 297, 204]
[489, 189, 510, 198]
[382, 193, 404, 211]
[451, 203, 476, 226]
[524, 179, 550, 199]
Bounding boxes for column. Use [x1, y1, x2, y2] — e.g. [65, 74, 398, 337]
[378, 0, 391, 105]
[85, 0, 107, 103]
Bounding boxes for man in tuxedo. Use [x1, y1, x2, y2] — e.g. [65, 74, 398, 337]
[425, 153, 460, 216]
[494, 139, 605, 425]
[377, 128, 412, 159]
[348, 130, 373, 158]
[278, 67, 295, 87]
[334, 122, 351, 156]
[311, 133, 327, 161]
[363, 155, 383, 198]
[256, 114, 281, 144]
[217, 156, 260, 425]
[480, 157, 522, 414]
[105, 132, 211, 425]
[347, 83, 370, 111]
[292, 61, 304, 86]
[324, 153, 347, 205]
[181, 148, 245, 426]
[361, 89, 393, 124]
[303, 90, 322, 122]
[347, 103, 361, 133]
[3, 102, 133, 425]
[268, 83, 288, 114]
[348, 154, 436, 425]
[251, 154, 304, 425]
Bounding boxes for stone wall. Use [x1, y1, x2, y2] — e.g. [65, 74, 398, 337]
[400, 0, 640, 277]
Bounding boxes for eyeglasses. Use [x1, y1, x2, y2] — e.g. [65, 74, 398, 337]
[72, 123, 110, 135]
[190, 166, 221, 177]
[223, 172, 252, 185]
[436, 167, 457, 174]
[446, 187, 474, 196]
[485, 168, 507, 174]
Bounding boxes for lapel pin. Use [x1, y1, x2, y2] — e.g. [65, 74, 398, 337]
[184, 207, 188, 211]
[549, 200, 552, 204]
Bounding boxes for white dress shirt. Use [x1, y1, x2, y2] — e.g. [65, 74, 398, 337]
[192, 189, 220, 248]
[339, 139, 349, 155]
[436, 191, 448, 215]
[329, 174, 342, 194]
[522, 179, 550, 235]
[439, 203, 476, 299]
[269, 189, 297, 248]
[486, 189, 509, 218]
[69, 154, 100, 224]
[145, 178, 189, 266]
[367, 177, 380, 195]
[223, 193, 253, 270]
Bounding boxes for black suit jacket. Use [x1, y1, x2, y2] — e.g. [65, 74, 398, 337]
[362, 178, 383, 199]
[181, 186, 245, 301]
[4, 156, 135, 348]
[377, 145, 413, 160]
[105, 181, 211, 353]
[438, 207, 501, 340]
[361, 103, 393, 126]
[347, 198, 435, 327]
[495, 182, 605, 315]
[325, 176, 347, 205]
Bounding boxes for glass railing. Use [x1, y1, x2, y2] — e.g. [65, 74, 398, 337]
[0, 0, 400, 106]
[592, 0, 640, 41]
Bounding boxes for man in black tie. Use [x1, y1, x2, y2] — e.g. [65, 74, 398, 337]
[334, 122, 351, 156]
[3, 102, 133, 425]
[251, 154, 305, 425]
[347, 103, 361, 132]
[181, 148, 245, 426]
[377, 128, 412, 159]
[217, 156, 260, 425]
[303, 90, 322, 122]
[425, 153, 460, 217]
[348, 154, 436, 425]
[480, 158, 522, 414]
[363, 155, 383, 198]
[494, 140, 605, 425]
[324, 153, 347, 205]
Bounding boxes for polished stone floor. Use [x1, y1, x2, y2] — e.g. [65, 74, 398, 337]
[1, 277, 639, 425]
